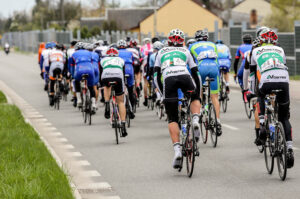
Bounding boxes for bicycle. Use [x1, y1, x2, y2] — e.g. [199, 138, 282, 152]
[109, 81, 122, 144]
[199, 77, 218, 147]
[177, 92, 199, 177]
[263, 90, 288, 181]
[80, 74, 92, 125]
[219, 66, 229, 113]
[147, 80, 155, 110]
[61, 76, 69, 102]
[53, 72, 61, 110]
[124, 75, 133, 128]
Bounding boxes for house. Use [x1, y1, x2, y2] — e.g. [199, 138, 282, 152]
[80, 8, 155, 32]
[139, 0, 223, 36]
[221, 0, 271, 27]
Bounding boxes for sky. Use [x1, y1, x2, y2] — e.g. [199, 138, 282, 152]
[0, 0, 135, 18]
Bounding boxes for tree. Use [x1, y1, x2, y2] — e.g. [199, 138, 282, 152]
[90, 26, 101, 36]
[264, 0, 300, 32]
[102, 20, 118, 33]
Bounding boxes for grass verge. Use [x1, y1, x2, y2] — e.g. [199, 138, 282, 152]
[0, 93, 74, 198]
[0, 91, 7, 103]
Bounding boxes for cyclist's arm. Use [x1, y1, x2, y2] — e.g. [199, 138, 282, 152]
[188, 52, 201, 94]
[154, 53, 163, 94]
[40, 55, 44, 71]
[234, 48, 241, 74]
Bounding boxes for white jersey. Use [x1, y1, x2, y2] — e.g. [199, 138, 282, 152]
[127, 47, 140, 59]
[154, 47, 196, 81]
[100, 57, 125, 80]
[67, 48, 75, 59]
[49, 49, 65, 68]
[250, 45, 289, 88]
[41, 48, 52, 69]
[95, 46, 108, 57]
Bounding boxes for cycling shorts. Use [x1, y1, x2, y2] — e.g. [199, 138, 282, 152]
[102, 77, 124, 96]
[163, 74, 199, 102]
[93, 64, 99, 86]
[218, 58, 231, 73]
[49, 64, 64, 80]
[198, 61, 219, 94]
[125, 64, 134, 87]
[75, 66, 95, 87]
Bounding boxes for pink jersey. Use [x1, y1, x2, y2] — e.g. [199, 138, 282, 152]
[141, 43, 153, 57]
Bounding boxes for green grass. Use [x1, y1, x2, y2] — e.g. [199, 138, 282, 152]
[0, 91, 7, 103]
[290, 75, 300, 81]
[0, 104, 74, 199]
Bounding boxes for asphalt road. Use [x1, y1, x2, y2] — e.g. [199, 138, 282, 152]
[1, 51, 300, 199]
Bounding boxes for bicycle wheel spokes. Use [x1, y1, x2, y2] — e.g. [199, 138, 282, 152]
[264, 136, 274, 174]
[209, 104, 218, 147]
[244, 101, 252, 119]
[113, 103, 119, 144]
[276, 122, 287, 181]
[185, 125, 195, 177]
[200, 116, 208, 144]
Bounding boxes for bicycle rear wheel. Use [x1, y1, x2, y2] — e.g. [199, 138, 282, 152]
[126, 103, 130, 128]
[200, 115, 208, 144]
[222, 92, 228, 113]
[209, 104, 218, 147]
[185, 124, 195, 177]
[87, 96, 92, 125]
[264, 135, 274, 174]
[276, 122, 287, 181]
[112, 103, 119, 144]
[244, 101, 252, 119]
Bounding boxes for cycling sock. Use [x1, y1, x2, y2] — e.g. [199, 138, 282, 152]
[225, 82, 229, 86]
[192, 114, 200, 124]
[217, 118, 221, 123]
[287, 141, 293, 149]
[255, 128, 260, 138]
[76, 92, 81, 103]
[91, 97, 96, 107]
[173, 142, 181, 152]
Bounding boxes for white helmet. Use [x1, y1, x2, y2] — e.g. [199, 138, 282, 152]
[168, 29, 185, 45]
[117, 40, 127, 48]
[153, 41, 164, 50]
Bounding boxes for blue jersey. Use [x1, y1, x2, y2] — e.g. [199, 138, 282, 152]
[189, 41, 219, 66]
[235, 44, 252, 68]
[118, 49, 134, 65]
[149, 52, 157, 68]
[216, 43, 231, 59]
[70, 49, 93, 76]
[91, 52, 99, 68]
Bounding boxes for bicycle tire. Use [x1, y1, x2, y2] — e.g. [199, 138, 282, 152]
[200, 115, 207, 144]
[276, 122, 287, 181]
[112, 103, 119, 144]
[257, 144, 264, 153]
[88, 96, 92, 125]
[264, 135, 274, 174]
[126, 103, 130, 128]
[209, 104, 218, 147]
[244, 101, 252, 119]
[151, 99, 155, 110]
[222, 91, 228, 113]
[185, 123, 195, 177]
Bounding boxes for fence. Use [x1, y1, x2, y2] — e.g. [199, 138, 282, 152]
[2, 21, 300, 75]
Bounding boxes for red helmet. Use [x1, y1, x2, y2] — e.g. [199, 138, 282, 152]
[168, 29, 185, 46]
[106, 47, 119, 57]
[259, 29, 278, 44]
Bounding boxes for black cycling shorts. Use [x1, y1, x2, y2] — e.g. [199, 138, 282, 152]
[163, 74, 200, 102]
[101, 77, 124, 96]
[134, 64, 141, 74]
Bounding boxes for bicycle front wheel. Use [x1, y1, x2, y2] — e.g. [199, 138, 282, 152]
[276, 122, 287, 181]
[185, 124, 195, 177]
[244, 101, 252, 119]
[209, 104, 218, 147]
[112, 103, 119, 144]
[264, 135, 274, 174]
[222, 91, 228, 113]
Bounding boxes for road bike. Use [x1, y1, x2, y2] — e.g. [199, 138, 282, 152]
[147, 80, 155, 110]
[52, 71, 62, 110]
[61, 76, 69, 102]
[80, 74, 92, 125]
[219, 66, 229, 113]
[177, 92, 199, 177]
[263, 90, 288, 181]
[109, 81, 122, 144]
[125, 75, 133, 128]
[200, 77, 218, 147]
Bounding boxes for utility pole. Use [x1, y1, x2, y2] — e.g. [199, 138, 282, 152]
[60, 0, 65, 27]
[153, 0, 157, 36]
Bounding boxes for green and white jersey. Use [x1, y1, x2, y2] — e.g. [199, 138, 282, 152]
[100, 57, 125, 80]
[154, 47, 196, 81]
[250, 45, 289, 88]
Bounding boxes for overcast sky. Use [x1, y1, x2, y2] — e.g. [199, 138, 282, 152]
[0, 0, 135, 18]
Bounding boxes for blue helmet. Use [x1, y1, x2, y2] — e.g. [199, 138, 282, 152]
[45, 42, 52, 49]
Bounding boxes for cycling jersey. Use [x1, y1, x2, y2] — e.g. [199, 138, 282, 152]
[91, 51, 100, 86]
[189, 41, 220, 94]
[49, 49, 66, 80]
[127, 47, 141, 74]
[118, 49, 134, 87]
[67, 48, 75, 76]
[250, 44, 288, 88]
[236, 44, 252, 87]
[40, 48, 52, 71]
[216, 43, 231, 73]
[94, 45, 108, 58]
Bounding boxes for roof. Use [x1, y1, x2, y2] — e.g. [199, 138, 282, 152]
[231, 0, 271, 17]
[106, 8, 155, 30]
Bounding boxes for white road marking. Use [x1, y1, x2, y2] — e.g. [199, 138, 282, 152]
[60, 144, 75, 149]
[50, 132, 62, 136]
[222, 123, 239, 130]
[48, 127, 57, 131]
[79, 170, 101, 177]
[35, 118, 48, 122]
[68, 152, 82, 157]
[77, 182, 112, 191]
[57, 137, 68, 142]
[43, 122, 52, 126]
[293, 147, 299, 151]
[77, 160, 91, 166]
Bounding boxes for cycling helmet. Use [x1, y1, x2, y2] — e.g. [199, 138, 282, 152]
[117, 40, 127, 48]
[143, 38, 151, 44]
[106, 47, 119, 57]
[195, 30, 209, 41]
[186, 39, 196, 48]
[109, 43, 118, 48]
[252, 38, 261, 48]
[168, 29, 185, 46]
[153, 41, 164, 50]
[152, 37, 159, 44]
[103, 40, 109, 46]
[258, 29, 278, 44]
[75, 42, 84, 50]
[55, 43, 64, 50]
[215, 40, 224, 44]
[256, 26, 269, 37]
[242, 34, 253, 44]
[45, 42, 52, 49]
[70, 40, 78, 46]
[86, 43, 94, 51]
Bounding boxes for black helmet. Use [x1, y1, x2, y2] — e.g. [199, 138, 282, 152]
[70, 40, 78, 46]
[195, 30, 209, 41]
[152, 37, 159, 44]
[243, 34, 253, 44]
[56, 43, 64, 50]
[215, 40, 224, 44]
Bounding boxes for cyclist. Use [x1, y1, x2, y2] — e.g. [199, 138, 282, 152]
[100, 47, 128, 137]
[40, 42, 54, 91]
[189, 30, 222, 136]
[233, 34, 253, 89]
[48, 43, 66, 106]
[215, 40, 231, 93]
[117, 40, 135, 119]
[154, 29, 202, 169]
[127, 39, 142, 97]
[38, 42, 45, 66]
[70, 42, 96, 112]
[149, 41, 164, 106]
[67, 40, 77, 105]
[249, 28, 294, 168]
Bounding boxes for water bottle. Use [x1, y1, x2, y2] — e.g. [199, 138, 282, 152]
[182, 123, 187, 136]
[205, 104, 209, 115]
[269, 123, 275, 141]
